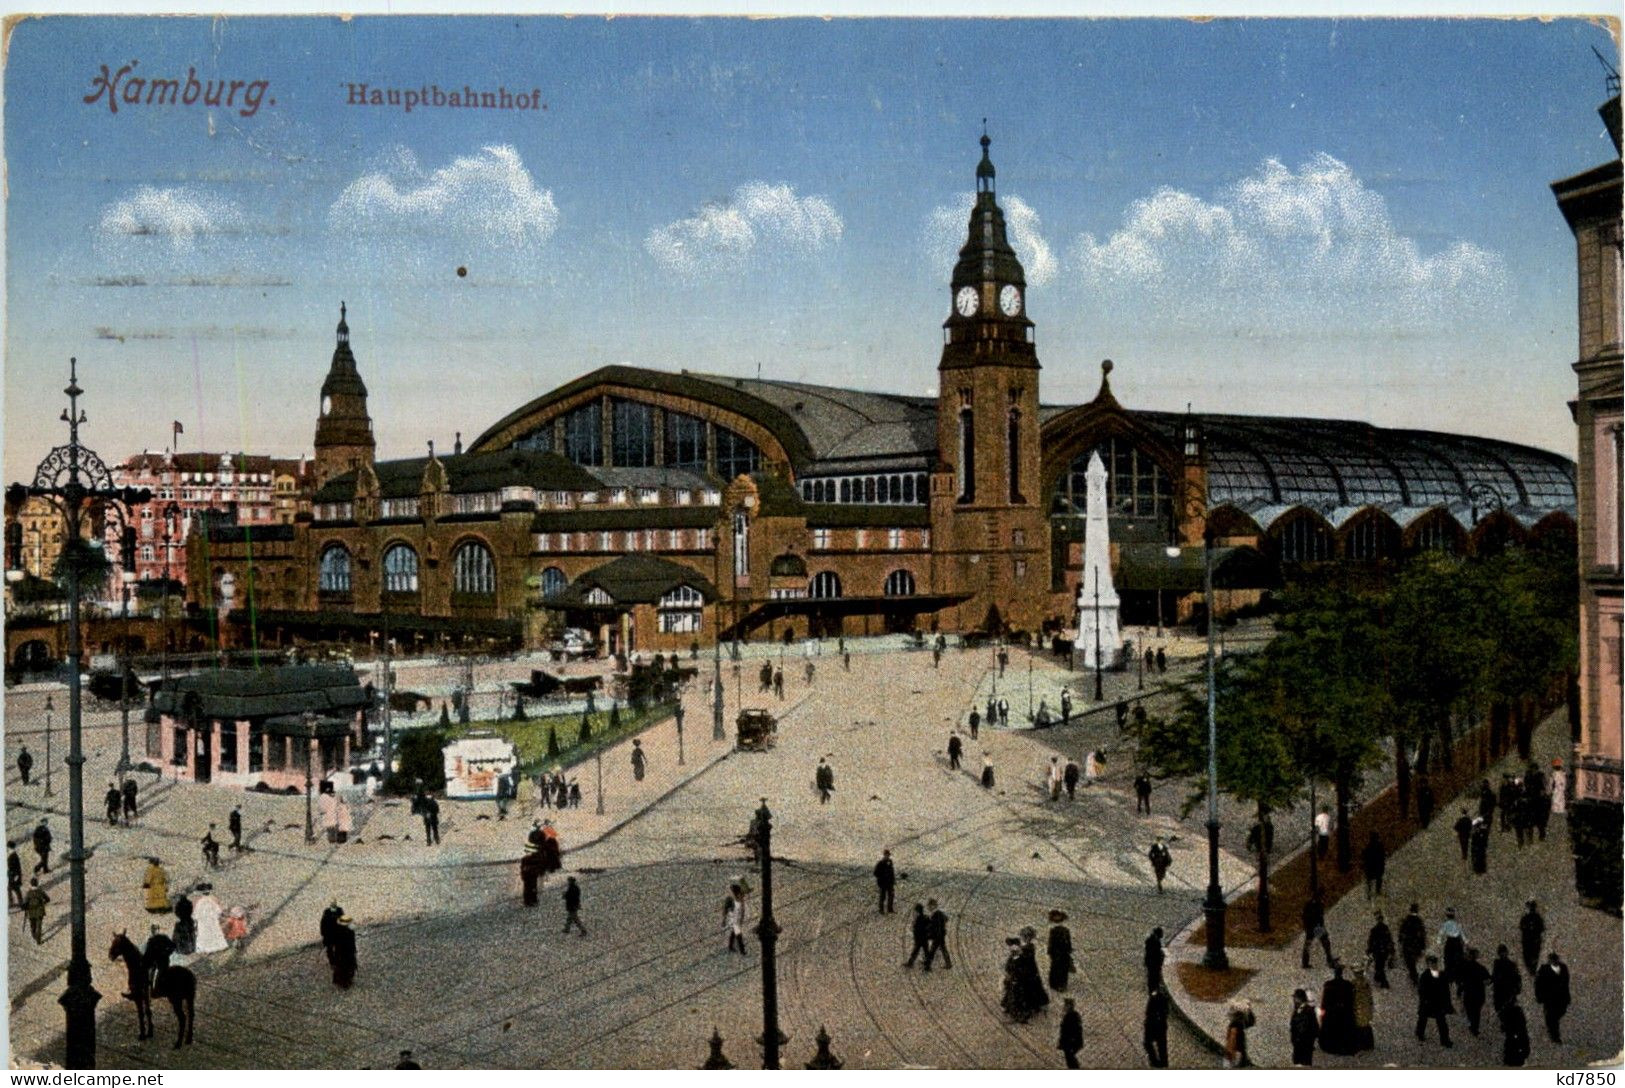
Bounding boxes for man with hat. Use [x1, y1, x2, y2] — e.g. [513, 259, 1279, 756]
[923, 898, 951, 970]
[142, 923, 175, 990]
[330, 912, 358, 988]
[520, 842, 543, 906]
[1518, 900, 1545, 976]
[1047, 909, 1074, 991]
[1147, 837, 1171, 894]
[1057, 997, 1083, 1067]
[873, 849, 896, 914]
[7, 841, 23, 910]
[1415, 954, 1454, 1047]
[1144, 926, 1165, 994]
[320, 899, 344, 959]
[104, 781, 122, 827]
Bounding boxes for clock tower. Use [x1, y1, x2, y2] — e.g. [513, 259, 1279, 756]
[932, 131, 1048, 632]
[312, 302, 376, 492]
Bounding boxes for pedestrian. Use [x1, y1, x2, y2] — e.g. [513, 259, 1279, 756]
[193, 883, 227, 955]
[773, 668, 784, 700]
[1143, 984, 1170, 1067]
[1498, 775, 1518, 832]
[413, 789, 440, 845]
[1492, 943, 1522, 1017]
[17, 746, 33, 786]
[998, 697, 1009, 727]
[1062, 759, 1079, 800]
[1301, 892, 1334, 969]
[1084, 748, 1104, 785]
[1318, 961, 1357, 1055]
[1415, 955, 1454, 1047]
[843, 650, 852, 672]
[143, 857, 171, 914]
[1289, 988, 1319, 1067]
[1550, 760, 1568, 820]
[814, 758, 834, 804]
[998, 647, 1009, 678]
[538, 820, 562, 876]
[1144, 926, 1165, 994]
[200, 825, 221, 869]
[1046, 909, 1073, 991]
[1477, 779, 1497, 825]
[394, 1050, 421, 1070]
[104, 781, 121, 826]
[947, 734, 962, 771]
[1155, 647, 1167, 674]
[6, 842, 22, 910]
[1057, 997, 1083, 1067]
[724, 884, 749, 955]
[924, 899, 951, 970]
[631, 739, 646, 782]
[904, 903, 930, 968]
[1398, 902, 1427, 985]
[873, 849, 896, 914]
[1134, 771, 1152, 814]
[968, 709, 980, 739]
[172, 893, 196, 955]
[1143, 647, 1155, 675]
[519, 843, 542, 907]
[1222, 999, 1254, 1068]
[117, 777, 136, 825]
[1438, 907, 1466, 989]
[568, 781, 582, 808]
[1060, 689, 1073, 725]
[1011, 927, 1048, 1018]
[1361, 831, 1386, 898]
[495, 766, 513, 820]
[1534, 951, 1570, 1044]
[980, 759, 995, 790]
[228, 805, 243, 851]
[1458, 946, 1490, 1036]
[1501, 999, 1532, 1066]
[320, 899, 344, 958]
[1047, 756, 1063, 801]
[1351, 964, 1376, 1052]
[1469, 816, 1490, 875]
[1366, 910, 1395, 988]
[1519, 899, 1545, 976]
[1452, 809, 1473, 861]
[1148, 838, 1171, 894]
[31, 820, 51, 874]
[561, 876, 587, 936]
[23, 878, 48, 943]
[1314, 807, 1331, 858]
[986, 696, 998, 732]
[805, 659, 816, 684]
[329, 913, 358, 988]
[1416, 774, 1435, 828]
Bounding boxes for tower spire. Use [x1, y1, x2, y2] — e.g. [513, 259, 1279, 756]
[337, 301, 349, 345]
[977, 122, 995, 194]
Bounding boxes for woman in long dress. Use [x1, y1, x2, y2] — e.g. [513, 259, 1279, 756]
[1549, 762, 1567, 816]
[192, 886, 228, 954]
[142, 858, 170, 914]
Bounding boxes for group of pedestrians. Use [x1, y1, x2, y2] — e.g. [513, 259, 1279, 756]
[102, 778, 141, 826]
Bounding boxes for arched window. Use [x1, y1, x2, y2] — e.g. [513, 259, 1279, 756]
[957, 405, 976, 503]
[808, 571, 842, 599]
[1051, 438, 1173, 538]
[1008, 409, 1024, 503]
[1411, 512, 1465, 555]
[840, 479, 851, 503]
[452, 540, 496, 595]
[715, 427, 761, 481]
[1276, 512, 1333, 564]
[319, 544, 352, 592]
[540, 566, 567, 599]
[383, 544, 419, 593]
[733, 512, 750, 580]
[884, 569, 916, 597]
[1345, 515, 1400, 561]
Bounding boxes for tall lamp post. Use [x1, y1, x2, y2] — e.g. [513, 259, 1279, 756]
[115, 569, 136, 782]
[754, 799, 782, 1069]
[6, 359, 150, 1069]
[44, 693, 55, 797]
[1201, 528, 1228, 970]
[302, 710, 318, 844]
[675, 701, 686, 767]
[712, 613, 726, 742]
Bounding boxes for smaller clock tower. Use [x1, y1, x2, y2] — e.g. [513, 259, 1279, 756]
[312, 302, 376, 492]
[932, 131, 1047, 632]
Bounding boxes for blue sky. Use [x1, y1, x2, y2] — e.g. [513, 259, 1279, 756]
[4, 15, 1617, 473]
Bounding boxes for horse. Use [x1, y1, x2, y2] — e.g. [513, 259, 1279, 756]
[108, 931, 153, 1041]
[151, 962, 196, 1048]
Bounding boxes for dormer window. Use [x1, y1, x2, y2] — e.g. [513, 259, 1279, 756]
[610, 488, 628, 505]
[674, 489, 691, 506]
[638, 488, 659, 505]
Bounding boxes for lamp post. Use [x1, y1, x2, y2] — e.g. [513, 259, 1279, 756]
[595, 749, 605, 816]
[1201, 529, 1227, 970]
[712, 618, 726, 742]
[115, 570, 136, 782]
[1026, 647, 1034, 722]
[44, 693, 54, 797]
[302, 710, 317, 844]
[7, 359, 150, 1069]
[754, 799, 782, 1070]
[159, 505, 176, 681]
[1092, 567, 1104, 703]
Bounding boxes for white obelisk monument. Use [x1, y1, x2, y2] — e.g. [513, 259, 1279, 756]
[1075, 451, 1120, 671]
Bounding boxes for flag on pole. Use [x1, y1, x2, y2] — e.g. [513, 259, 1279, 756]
[173, 420, 184, 436]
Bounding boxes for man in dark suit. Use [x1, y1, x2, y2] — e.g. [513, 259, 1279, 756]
[1144, 927, 1166, 994]
[923, 899, 951, 970]
[1519, 900, 1546, 976]
[1057, 997, 1083, 1068]
[873, 849, 896, 914]
[1534, 952, 1571, 1044]
[1415, 955, 1454, 1047]
[1143, 985, 1170, 1067]
[903, 903, 930, 969]
[1457, 947, 1491, 1036]
[1491, 944, 1523, 1019]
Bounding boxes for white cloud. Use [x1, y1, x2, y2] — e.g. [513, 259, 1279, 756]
[1069, 153, 1506, 325]
[645, 182, 842, 275]
[97, 187, 243, 247]
[923, 193, 1057, 287]
[330, 145, 559, 248]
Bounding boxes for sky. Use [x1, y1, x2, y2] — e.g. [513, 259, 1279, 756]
[4, 15, 1619, 476]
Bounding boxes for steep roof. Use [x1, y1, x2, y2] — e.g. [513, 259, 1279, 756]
[152, 665, 369, 721]
[313, 449, 602, 503]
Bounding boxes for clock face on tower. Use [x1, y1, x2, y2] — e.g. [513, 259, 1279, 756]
[999, 284, 1022, 316]
[955, 286, 979, 317]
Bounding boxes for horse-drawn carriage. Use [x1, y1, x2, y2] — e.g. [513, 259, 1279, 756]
[735, 708, 777, 752]
[510, 669, 604, 700]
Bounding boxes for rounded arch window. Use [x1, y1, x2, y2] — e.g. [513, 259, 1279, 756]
[1274, 512, 1334, 564]
[383, 543, 420, 593]
[318, 544, 352, 592]
[540, 566, 567, 599]
[453, 540, 496, 596]
[808, 571, 843, 599]
[883, 569, 916, 597]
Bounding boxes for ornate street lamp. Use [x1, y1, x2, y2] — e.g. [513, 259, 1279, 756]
[302, 709, 318, 844]
[6, 359, 149, 1069]
[1201, 527, 1227, 970]
[675, 700, 686, 766]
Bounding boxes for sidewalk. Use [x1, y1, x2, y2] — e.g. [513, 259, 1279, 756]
[1169, 707, 1623, 1069]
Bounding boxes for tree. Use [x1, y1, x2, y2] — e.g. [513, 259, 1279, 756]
[390, 726, 447, 793]
[546, 726, 560, 760]
[578, 710, 592, 744]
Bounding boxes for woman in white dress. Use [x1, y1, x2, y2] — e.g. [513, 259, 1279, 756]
[192, 884, 229, 954]
[1550, 761, 1567, 815]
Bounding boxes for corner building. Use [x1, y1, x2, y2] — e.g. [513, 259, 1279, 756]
[196, 137, 1579, 656]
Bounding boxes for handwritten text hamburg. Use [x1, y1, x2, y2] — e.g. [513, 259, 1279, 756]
[346, 83, 542, 113]
[85, 62, 271, 117]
